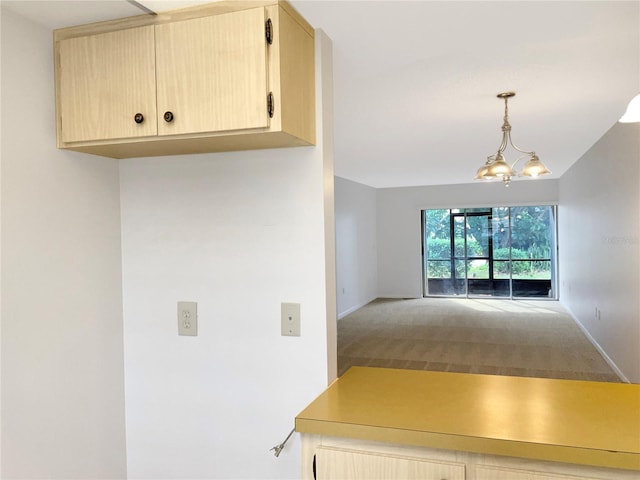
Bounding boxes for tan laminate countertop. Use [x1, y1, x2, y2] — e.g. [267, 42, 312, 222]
[295, 367, 640, 471]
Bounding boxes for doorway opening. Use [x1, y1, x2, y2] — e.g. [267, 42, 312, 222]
[422, 206, 557, 299]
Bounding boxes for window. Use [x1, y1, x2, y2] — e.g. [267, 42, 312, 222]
[422, 206, 556, 298]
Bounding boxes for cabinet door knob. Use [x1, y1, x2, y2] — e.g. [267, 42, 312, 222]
[134, 113, 144, 124]
[164, 111, 174, 123]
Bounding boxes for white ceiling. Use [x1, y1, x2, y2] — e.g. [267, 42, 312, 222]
[3, 0, 639, 188]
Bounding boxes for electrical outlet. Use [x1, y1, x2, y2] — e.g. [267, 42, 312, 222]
[178, 301, 197, 336]
[281, 303, 300, 336]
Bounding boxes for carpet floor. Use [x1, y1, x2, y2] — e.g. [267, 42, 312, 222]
[338, 298, 622, 382]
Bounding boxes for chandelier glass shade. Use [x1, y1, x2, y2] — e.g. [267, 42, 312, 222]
[619, 93, 640, 123]
[475, 92, 551, 186]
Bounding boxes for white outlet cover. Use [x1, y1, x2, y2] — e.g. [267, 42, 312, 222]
[281, 302, 300, 337]
[178, 301, 197, 336]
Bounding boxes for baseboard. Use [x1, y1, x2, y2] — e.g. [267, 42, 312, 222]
[337, 297, 376, 320]
[339, 295, 424, 319]
[561, 302, 630, 383]
[376, 294, 422, 300]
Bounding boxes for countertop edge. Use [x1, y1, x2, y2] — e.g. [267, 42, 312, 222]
[295, 417, 640, 471]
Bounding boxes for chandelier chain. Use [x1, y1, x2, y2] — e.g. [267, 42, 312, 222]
[503, 96, 510, 131]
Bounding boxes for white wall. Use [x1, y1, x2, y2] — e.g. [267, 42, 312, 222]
[376, 180, 559, 298]
[334, 177, 377, 318]
[1, 8, 127, 478]
[558, 122, 640, 383]
[120, 32, 334, 479]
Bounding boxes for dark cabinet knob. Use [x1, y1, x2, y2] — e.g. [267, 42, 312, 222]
[134, 113, 144, 124]
[164, 111, 174, 123]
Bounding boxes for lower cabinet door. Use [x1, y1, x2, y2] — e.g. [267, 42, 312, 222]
[315, 446, 465, 480]
[476, 465, 614, 480]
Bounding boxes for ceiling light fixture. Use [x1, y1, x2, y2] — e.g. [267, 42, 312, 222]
[619, 93, 640, 123]
[475, 92, 551, 187]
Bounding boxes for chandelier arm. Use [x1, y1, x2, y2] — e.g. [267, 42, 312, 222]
[505, 130, 535, 156]
[509, 153, 533, 169]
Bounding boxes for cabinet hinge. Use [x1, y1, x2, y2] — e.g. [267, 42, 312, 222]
[267, 92, 274, 118]
[265, 18, 273, 45]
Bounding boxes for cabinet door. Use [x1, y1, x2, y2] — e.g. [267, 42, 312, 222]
[476, 465, 612, 480]
[155, 7, 269, 136]
[316, 446, 465, 480]
[57, 26, 157, 143]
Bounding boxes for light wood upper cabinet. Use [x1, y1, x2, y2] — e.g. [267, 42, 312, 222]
[155, 8, 269, 136]
[54, 1, 315, 158]
[58, 25, 158, 143]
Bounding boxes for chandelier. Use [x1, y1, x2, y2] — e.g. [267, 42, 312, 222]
[619, 93, 640, 123]
[475, 92, 551, 187]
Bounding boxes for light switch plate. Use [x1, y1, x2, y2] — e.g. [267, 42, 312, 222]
[178, 301, 197, 336]
[281, 302, 300, 336]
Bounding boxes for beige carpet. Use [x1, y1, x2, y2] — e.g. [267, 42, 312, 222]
[338, 298, 622, 382]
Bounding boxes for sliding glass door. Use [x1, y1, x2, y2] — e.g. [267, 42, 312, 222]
[422, 206, 556, 299]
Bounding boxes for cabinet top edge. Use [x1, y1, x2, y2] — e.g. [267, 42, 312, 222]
[53, 0, 314, 41]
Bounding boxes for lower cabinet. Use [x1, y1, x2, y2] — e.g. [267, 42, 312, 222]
[302, 435, 639, 480]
